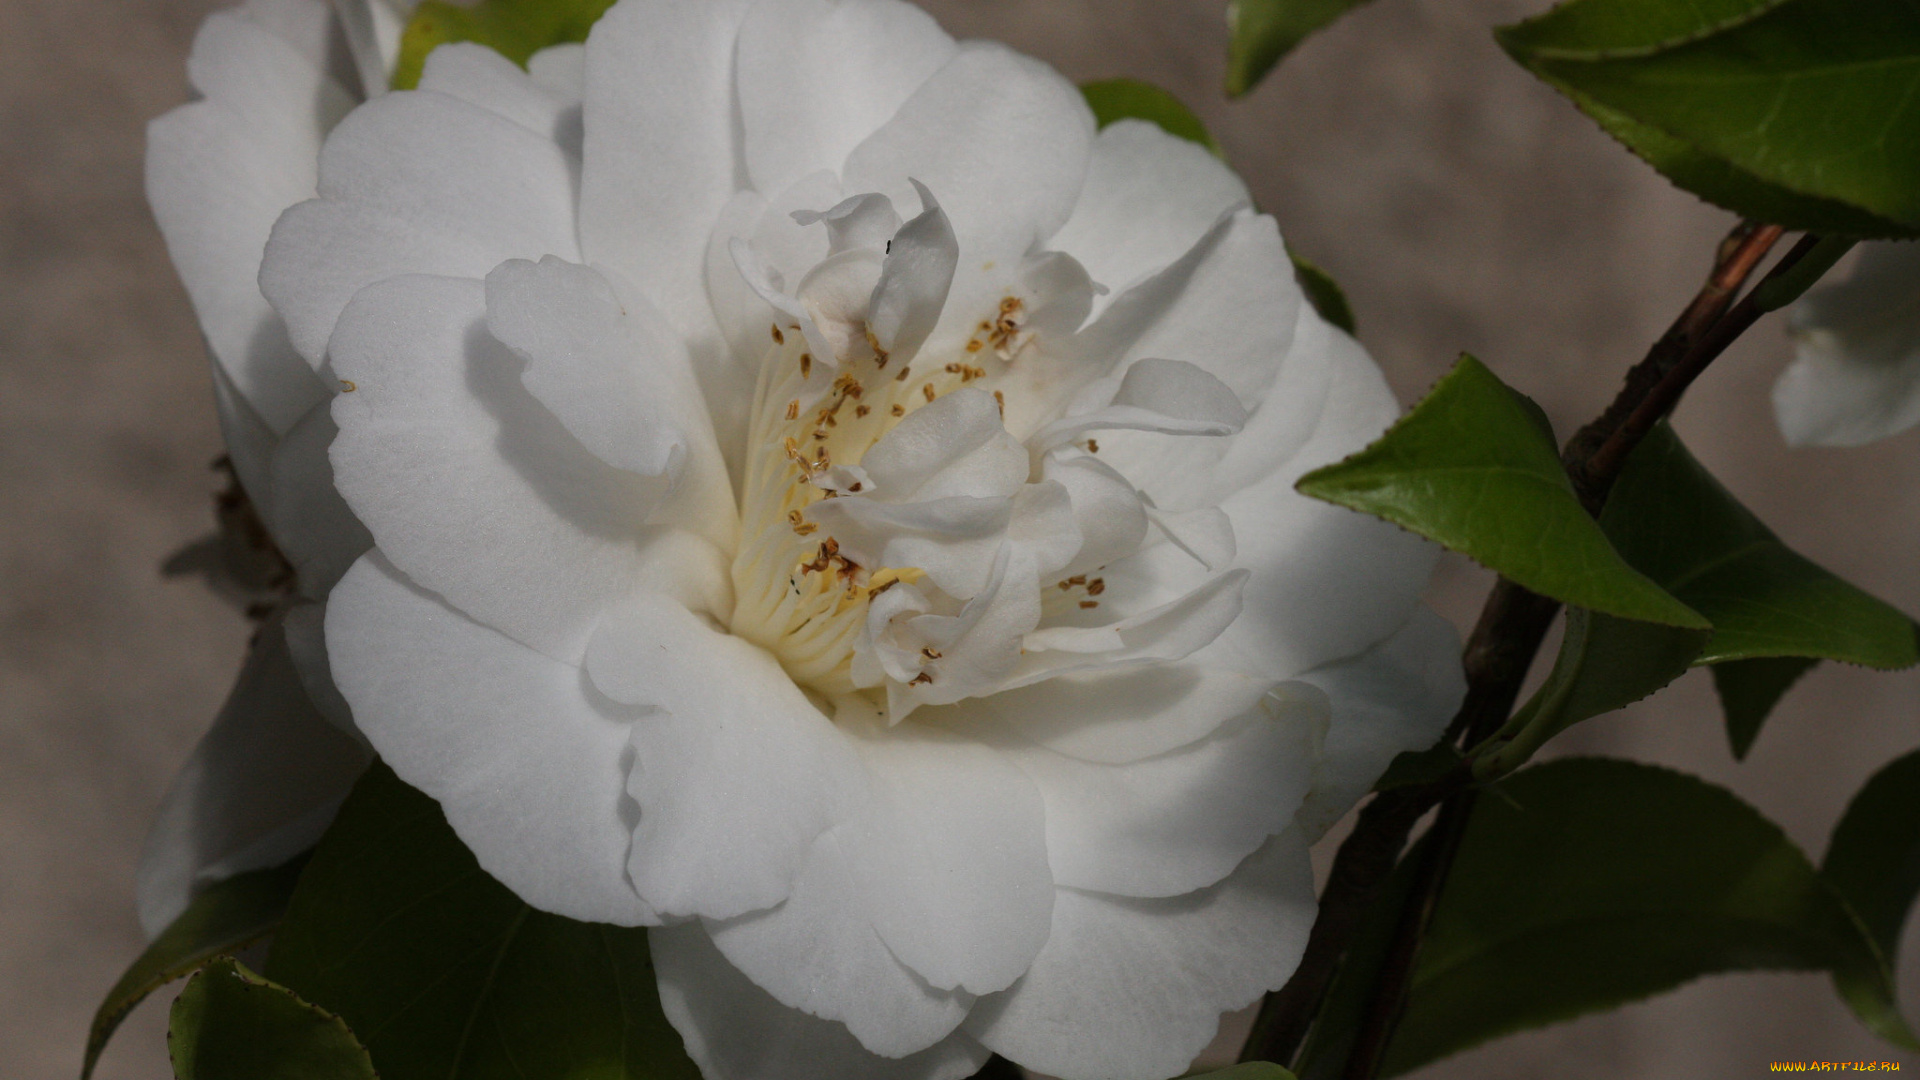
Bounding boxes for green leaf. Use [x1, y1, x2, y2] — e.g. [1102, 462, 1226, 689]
[1286, 248, 1357, 336]
[1296, 354, 1705, 629]
[1711, 655, 1817, 760]
[168, 957, 376, 1080]
[1822, 749, 1920, 1049]
[85, 855, 310, 1079]
[1475, 607, 1708, 778]
[1382, 758, 1873, 1075]
[1372, 741, 1464, 793]
[1197, 1065, 1298, 1079]
[266, 761, 698, 1080]
[1570, 93, 1917, 238]
[1226, 0, 1378, 96]
[1601, 424, 1918, 668]
[1481, 424, 1916, 773]
[393, 0, 617, 91]
[1499, 0, 1920, 236]
[1080, 78, 1222, 157]
[1292, 833, 1430, 1079]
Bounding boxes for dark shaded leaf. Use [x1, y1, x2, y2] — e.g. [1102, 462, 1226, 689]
[1292, 833, 1429, 1079]
[1226, 0, 1378, 96]
[394, 0, 617, 90]
[1822, 749, 1920, 1049]
[1372, 742, 1464, 793]
[1500, 0, 1920, 236]
[1287, 248, 1357, 336]
[1383, 758, 1872, 1074]
[168, 957, 375, 1080]
[1080, 78, 1221, 156]
[1197, 1064, 1298, 1079]
[266, 761, 698, 1080]
[1475, 607, 1707, 777]
[1712, 655, 1818, 760]
[85, 855, 309, 1079]
[1296, 355, 1705, 629]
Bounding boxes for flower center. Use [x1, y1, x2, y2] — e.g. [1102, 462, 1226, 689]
[727, 323, 997, 696]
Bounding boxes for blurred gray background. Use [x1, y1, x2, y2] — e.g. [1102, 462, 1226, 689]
[5, 0, 1916, 1077]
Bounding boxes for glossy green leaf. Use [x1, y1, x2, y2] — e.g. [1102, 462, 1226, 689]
[1823, 749, 1920, 1049]
[1226, 0, 1378, 96]
[1080, 78, 1222, 157]
[1382, 758, 1872, 1074]
[1295, 355, 1705, 629]
[1475, 607, 1708, 777]
[85, 855, 310, 1079]
[1569, 93, 1917, 238]
[1500, 0, 1920, 235]
[1287, 248, 1357, 336]
[1712, 655, 1818, 760]
[1601, 424, 1918, 668]
[266, 761, 698, 1080]
[393, 0, 616, 90]
[168, 957, 376, 1080]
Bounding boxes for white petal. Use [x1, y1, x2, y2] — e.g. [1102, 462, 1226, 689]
[328, 274, 729, 661]
[891, 545, 1045, 711]
[1143, 504, 1236, 572]
[267, 400, 372, 600]
[1070, 212, 1301, 510]
[843, 42, 1094, 350]
[261, 87, 581, 366]
[418, 42, 583, 146]
[137, 613, 370, 938]
[209, 359, 281, 515]
[867, 180, 958, 361]
[585, 593, 863, 920]
[1010, 569, 1248, 689]
[1039, 453, 1147, 580]
[736, 0, 957, 195]
[839, 717, 1053, 994]
[982, 686, 1322, 897]
[282, 600, 360, 738]
[707, 828, 974, 1057]
[483, 258, 739, 554]
[1031, 357, 1248, 451]
[963, 831, 1316, 1080]
[1200, 320, 1439, 681]
[147, 7, 344, 432]
[578, 0, 750, 338]
[1050, 119, 1251, 313]
[1292, 606, 1464, 841]
[326, 0, 406, 97]
[793, 192, 902, 256]
[326, 553, 657, 925]
[1775, 242, 1920, 447]
[527, 42, 587, 100]
[653, 922, 991, 1080]
[953, 665, 1273, 764]
[859, 387, 1027, 500]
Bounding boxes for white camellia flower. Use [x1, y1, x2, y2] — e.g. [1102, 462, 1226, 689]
[154, 0, 1466, 1075]
[137, 0, 419, 937]
[1774, 242, 1920, 447]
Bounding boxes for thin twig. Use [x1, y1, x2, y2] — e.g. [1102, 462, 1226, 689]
[1237, 220, 1791, 1071]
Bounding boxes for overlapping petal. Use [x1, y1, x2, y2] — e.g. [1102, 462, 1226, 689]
[153, 1, 1468, 1076]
